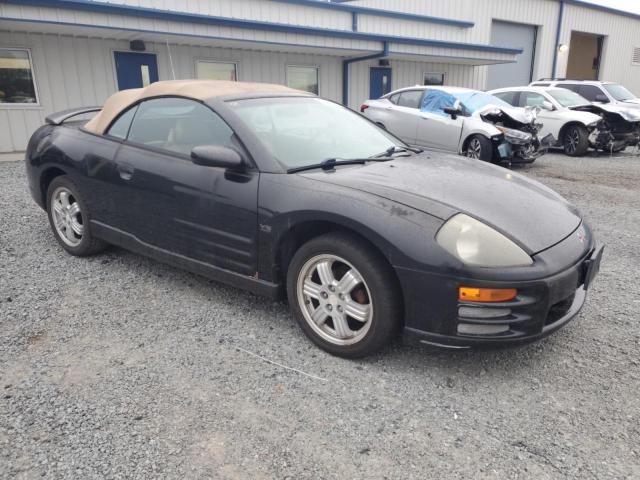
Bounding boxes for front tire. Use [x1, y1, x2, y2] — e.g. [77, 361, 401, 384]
[465, 135, 493, 161]
[46, 176, 107, 256]
[563, 124, 589, 156]
[286, 232, 402, 358]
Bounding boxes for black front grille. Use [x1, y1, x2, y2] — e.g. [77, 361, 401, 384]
[545, 293, 575, 326]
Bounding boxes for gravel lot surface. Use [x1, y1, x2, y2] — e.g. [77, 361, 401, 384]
[1, 151, 639, 479]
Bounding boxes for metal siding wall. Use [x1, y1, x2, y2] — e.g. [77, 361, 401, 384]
[558, 4, 640, 92]
[0, 30, 343, 151]
[348, 59, 476, 110]
[55, 0, 352, 30]
[0, 4, 377, 52]
[352, 0, 561, 87]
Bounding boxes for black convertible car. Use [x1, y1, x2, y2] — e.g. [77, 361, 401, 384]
[25, 80, 603, 358]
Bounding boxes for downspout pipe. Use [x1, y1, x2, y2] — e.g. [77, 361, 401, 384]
[342, 41, 389, 108]
[551, 0, 565, 79]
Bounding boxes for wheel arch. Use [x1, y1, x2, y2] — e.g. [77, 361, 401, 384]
[274, 218, 403, 312]
[40, 166, 69, 207]
[558, 121, 588, 142]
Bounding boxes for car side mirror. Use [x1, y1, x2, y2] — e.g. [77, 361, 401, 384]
[595, 94, 609, 103]
[542, 100, 555, 111]
[191, 145, 244, 170]
[443, 100, 463, 120]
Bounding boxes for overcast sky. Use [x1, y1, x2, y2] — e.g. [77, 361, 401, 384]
[579, 0, 640, 15]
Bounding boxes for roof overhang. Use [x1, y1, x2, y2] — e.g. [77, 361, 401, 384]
[0, 0, 521, 66]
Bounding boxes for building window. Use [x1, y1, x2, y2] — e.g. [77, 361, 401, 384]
[196, 61, 238, 81]
[0, 49, 38, 105]
[287, 65, 319, 95]
[423, 72, 445, 86]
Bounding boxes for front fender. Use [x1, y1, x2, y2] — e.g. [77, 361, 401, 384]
[256, 173, 445, 283]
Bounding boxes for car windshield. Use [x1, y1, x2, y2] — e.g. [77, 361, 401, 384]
[603, 83, 635, 101]
[452, 91, 512, 113]
[547, 88, 590, 107]
[227, 97, 401, 169]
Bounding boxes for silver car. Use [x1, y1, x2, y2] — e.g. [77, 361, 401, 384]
[361, 86, 551, 164]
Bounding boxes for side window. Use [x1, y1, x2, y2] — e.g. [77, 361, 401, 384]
[531, 82, 550, 87]
[579, 85, 608, 102]
[106, 105, 138, 139]
[388, 94, 400, 105]
[127, 97, 234, 156]
[561, 84, 582, 94]
[518, 92, 546, 108]
[493, 91, 518, 106]
[397, 90, 423, 109]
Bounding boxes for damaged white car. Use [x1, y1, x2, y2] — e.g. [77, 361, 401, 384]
[361, 86, 552, 164]
[491, 86, 640, 155]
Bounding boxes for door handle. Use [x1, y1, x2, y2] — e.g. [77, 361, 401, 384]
[116, 162, 134, 181]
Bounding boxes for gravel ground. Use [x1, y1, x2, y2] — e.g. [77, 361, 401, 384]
[1, 151, 639, 479]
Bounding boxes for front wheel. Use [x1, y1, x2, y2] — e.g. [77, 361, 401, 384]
[465, 135, 493, 161]
[563, 124, 589, 156]
[286, 233, 402, 358]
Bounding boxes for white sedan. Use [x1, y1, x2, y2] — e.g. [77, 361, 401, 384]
[489, 86, 606, 156]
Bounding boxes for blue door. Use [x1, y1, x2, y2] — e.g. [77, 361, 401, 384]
[114, 52, 159, 90]
[370, 67, 392, 99]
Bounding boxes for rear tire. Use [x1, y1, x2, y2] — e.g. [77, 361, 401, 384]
[46, 176, 107, 256]
[563, 124, 589, 156]
[286, 232, 402, 358]
[465, 135, 493, 161]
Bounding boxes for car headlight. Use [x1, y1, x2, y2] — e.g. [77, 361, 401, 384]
[496, 126, 532, 145]
[436, 214, 533, 267]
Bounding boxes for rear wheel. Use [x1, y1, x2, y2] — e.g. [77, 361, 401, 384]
[563, 124, 589, 156]
[465, 135, 493, 161]
[286, 232, 402, 358]
[46, 176, 107, 256]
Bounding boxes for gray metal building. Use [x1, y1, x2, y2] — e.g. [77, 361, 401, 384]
[1, 0, 640, 153]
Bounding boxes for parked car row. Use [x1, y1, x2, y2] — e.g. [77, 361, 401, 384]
[361, 79, 640, 163]
[25, 80, 603, 358]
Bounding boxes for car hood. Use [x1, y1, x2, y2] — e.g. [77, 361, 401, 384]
[572, 103, 640, 122]
[301, 154, 581, 255]
[475, 104, 535, 126]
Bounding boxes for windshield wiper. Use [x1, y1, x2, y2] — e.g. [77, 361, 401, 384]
[287, 156, 392, 174]
[371, 145, 423, 158]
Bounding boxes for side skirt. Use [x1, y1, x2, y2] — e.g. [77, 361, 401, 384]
[91, 220, 281, 299]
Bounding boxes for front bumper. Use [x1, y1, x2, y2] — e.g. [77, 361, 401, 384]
[494, 133, 555, 165]
[400, 244, 603, 349]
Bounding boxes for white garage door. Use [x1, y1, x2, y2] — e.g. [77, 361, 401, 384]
[487, 21, 537, 89]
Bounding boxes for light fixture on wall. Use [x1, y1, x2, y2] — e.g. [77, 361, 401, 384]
[558, 44, 569, 53]
[130, 40, 146, 52]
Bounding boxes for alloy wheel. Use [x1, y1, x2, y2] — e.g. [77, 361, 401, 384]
[51, 187, 84, 247]
[296, 254, 373, 346]
[467, 138, 482, 159]
[566, 129, 579, 154]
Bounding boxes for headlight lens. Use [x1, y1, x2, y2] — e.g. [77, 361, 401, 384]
[436, 214, 533, 267]
[496, 126, 532, 144]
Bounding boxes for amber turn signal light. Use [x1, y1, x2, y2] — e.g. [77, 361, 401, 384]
[459, 287, 517, 303]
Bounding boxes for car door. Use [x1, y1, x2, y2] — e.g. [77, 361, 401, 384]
[103, 97, 259, 276]
[383, 90, 423, 144]
[415, 89, 463, 151]
[517, 91, 560, 139]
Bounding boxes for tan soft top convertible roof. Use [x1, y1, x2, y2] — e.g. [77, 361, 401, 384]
[84, 79, 305, 134]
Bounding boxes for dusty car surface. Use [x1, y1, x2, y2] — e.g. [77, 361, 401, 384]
[360, 86, 553, 165]
[492, 86, 640, 154]
[25, 80, 602, 357]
